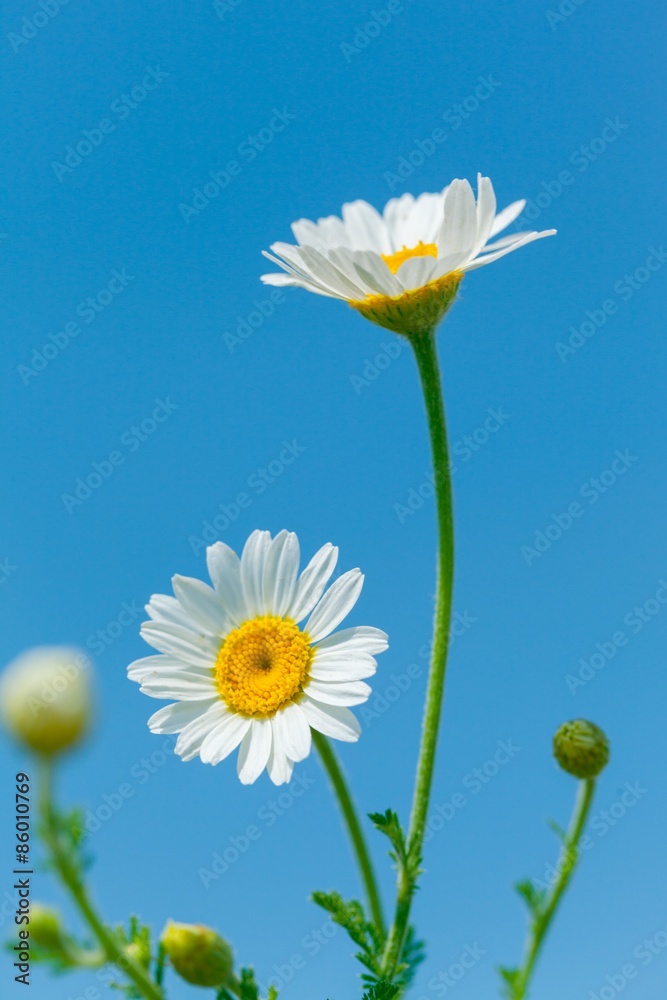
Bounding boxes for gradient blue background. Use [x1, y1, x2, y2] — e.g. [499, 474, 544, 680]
[2, 2, 666, 998]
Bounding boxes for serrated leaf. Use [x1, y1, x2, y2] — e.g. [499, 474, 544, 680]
[361, 980, 401, 1000]
[515, 879, 546, 916]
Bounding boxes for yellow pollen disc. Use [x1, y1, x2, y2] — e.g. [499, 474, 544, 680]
[215, 616, 313, 718]
[381, 241, 438, 275]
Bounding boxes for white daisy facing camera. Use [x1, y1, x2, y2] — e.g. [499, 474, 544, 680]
[128, 530, 387, 786]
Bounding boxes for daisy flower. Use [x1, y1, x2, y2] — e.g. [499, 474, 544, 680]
[261, 174, 556, 335]
[127, 530, 387, 786]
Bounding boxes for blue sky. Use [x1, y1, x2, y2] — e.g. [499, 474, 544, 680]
[1, 1, 666, 999]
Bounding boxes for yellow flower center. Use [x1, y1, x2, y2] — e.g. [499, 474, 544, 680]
[381, 241, 438, 275]
[215, 616, 313, 718]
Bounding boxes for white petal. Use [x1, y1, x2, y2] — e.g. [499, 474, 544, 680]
[148, 699, 219, 734]
[272, 704, 311, 761]
[172, 575, 228, 636]
[480, 232, 533, 252]
[291, 217, 323, 247]
[139, 670, 217, 701]
[261, 250, 335, 297]
[306, 568, 364, 643]
[267, 745, 295, 785]
[307, 678, 372, 706]
[198, 712, 251, 765]
[489, 199, 526, 237]
[240, 530, 272, 616]
[462, 229, 556, 272]
[382, 192, 415, 249]
[400, 190, 447, 248]
[473, 174, 497, 257]
[348, 250, 404, 297]
[267, 243, 353, 298]
[261, 271, 330, 295]
[146, 594, 192, 628]
[437, 178, 478, 262]
[300, 697, 361, 742]
[206, 542, 248, 625]
[316, 625, 389, 655]
[140, 621, 219, 668]
[289, 543, 338, 622]
[395, 253, 438, 292]
[341, 200, 392, 254]
[298, 245, 366, 299]
[128, 654, 190, 680]
[263, 531, 300, 617]
[310, 652, 377, 682]
[176, 704, 233, 762]
[237, 719, 273, 783]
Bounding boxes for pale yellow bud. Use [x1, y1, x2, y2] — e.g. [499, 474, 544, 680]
[30, 904, 64, 950]
[161, 920, 233, 988]
[0, 646, 92, 755]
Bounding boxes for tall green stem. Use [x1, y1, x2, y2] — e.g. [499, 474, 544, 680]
[382, 329, 456, 980]
[38, 761, 163, 1000]
[513, 778, 596, 999]
[314, 731, 386, 935]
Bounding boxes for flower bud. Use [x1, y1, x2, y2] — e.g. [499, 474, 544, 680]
[30, 904, 64, 951]
[553, 719, 609, 779]
[161, 920, 233, 988]
[0, 646, 92, 755]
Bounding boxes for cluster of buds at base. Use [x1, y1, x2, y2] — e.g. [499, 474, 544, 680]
[553, 719, 610, 779]
[0, 646, 93, 756]
[161, 920, 234, 988]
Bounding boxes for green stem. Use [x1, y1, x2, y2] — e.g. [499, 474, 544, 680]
[38, 761, 163, 1000]
[514, 778, 596, 999]
[313, 731, 386, 935]
[382, 329, 456, 980]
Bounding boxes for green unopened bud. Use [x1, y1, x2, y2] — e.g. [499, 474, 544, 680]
[0, 646, 93, 756]
[553, 719, 609, 779]
[125, 939, 151, 969]
[30, 904, 64, 951]
[161, 920, 233, 988]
